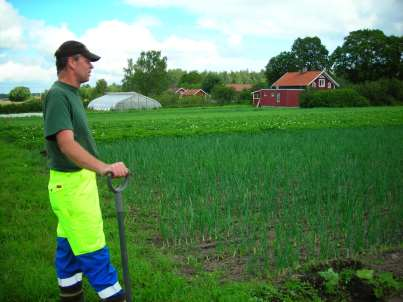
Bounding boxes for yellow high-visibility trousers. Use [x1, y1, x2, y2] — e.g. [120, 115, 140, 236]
[48, 169, 105, 255]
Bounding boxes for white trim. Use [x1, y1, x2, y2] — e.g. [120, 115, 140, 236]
[319, 78, 325, 87]
[193, 89, 208, 96]
[307, 70, 339, 87]
[322, 70, 340, 87]
[58, 273, 83, 287]
[276, 93, 280, 103]
[98, 282, 122, 299]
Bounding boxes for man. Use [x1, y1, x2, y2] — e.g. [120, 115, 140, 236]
[43, 40, 129, 302]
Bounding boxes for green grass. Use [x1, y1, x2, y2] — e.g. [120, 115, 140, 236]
[1, 105, 403, 301]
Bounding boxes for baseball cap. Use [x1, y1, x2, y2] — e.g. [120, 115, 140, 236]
[55, 40, 100, 62]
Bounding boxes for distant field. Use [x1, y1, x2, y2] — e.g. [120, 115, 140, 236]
[1, 105, 403, 148]
[0, 99, 12, 105]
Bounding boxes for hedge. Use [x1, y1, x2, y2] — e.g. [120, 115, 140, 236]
[351, 79, 403, 106]
[300, 88, 369, 108]
[0, 99, 42, 114]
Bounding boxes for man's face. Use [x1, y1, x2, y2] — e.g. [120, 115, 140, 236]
[70, 55, 93, 83]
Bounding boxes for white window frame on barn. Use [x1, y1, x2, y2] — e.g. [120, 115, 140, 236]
[276, 93, 280, 103]
[253, 92, 260, 100]
[319, 79, 325, 87]
[328, 82, 332, 88]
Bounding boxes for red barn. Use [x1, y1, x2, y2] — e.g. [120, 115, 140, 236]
[252, 70, 339, 107]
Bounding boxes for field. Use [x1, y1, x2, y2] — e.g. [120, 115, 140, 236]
[1, 105, 403, 301]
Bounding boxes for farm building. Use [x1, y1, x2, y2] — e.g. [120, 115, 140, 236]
[252, 70, 339, 107]
[175, 88, 209, 97]
[88, 92, 162, 111]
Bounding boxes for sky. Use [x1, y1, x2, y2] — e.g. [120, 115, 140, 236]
[0, 0, 402, 93]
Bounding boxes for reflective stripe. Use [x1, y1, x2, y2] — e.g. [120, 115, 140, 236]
[58, 272, 83, 287]
[97, 282, 122, 299]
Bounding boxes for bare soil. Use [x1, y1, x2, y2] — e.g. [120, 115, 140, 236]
[363, 248, 403, 279]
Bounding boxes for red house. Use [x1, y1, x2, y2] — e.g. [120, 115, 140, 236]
[252, 70, 339, 107]
[175, 88, 209, 97]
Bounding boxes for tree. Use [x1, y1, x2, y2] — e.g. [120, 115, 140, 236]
[291, 36, 330, 71]
[178, 71, 203, 88]
[122, 50, 169, 96]
[94, 79, 107, 98]
[79, 84, 95, 101]
[167, 69, 186, 87]
[265, 51, 298, 84]
[122, 58, 136, 92]
[330, 29, 402, 83]
[202, 73, 222, 93]
[107, 83, 122, 92]
[211, 85, 236, 104]
[8, 86, 31, 102]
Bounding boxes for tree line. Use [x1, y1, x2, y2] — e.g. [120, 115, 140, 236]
[4, 28, 402, 106]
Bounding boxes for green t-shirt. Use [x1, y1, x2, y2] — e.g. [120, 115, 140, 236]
[43, 81, 99, 171]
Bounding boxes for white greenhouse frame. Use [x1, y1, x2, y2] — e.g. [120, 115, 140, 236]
[88, 92, 162, 111]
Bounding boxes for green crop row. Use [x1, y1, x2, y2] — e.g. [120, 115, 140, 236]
[99, 126, 403, 276]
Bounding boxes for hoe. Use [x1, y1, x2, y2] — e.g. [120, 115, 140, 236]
[107, 174, 132, 302]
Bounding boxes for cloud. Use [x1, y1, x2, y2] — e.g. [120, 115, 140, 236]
[0, 60, 54, 82]
[27, 20, 76, 55]
[0, 0, 24, 49]
[81, 20, 239, 84]
[125, 0, 403, 44]
[80, 19, 161, 84]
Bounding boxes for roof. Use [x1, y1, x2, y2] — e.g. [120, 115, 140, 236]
[175, 88, 208, 96]
[226, 84, 253, 92]
[272, 70, 339, 87]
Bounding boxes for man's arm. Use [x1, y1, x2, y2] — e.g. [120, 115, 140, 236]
[56, 129, 128, 177]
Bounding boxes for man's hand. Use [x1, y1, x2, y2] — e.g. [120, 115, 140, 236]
[100, 162, 129, 178]
[56, 130, 130, 178]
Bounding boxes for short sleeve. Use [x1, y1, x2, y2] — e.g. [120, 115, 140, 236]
[44, 89, 74, 140]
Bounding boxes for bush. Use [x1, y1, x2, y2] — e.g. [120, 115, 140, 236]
[352, 79, 403, 106]
[156, 91, 212, 108]
[300, 88, 369, 108]
[8, 86, 31, 102]
[238, 89, 254, 104]
[0, 98, 42, 114]
[211, 85, 236, 104]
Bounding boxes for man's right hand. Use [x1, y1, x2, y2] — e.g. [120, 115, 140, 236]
[100, 162, 130, 178]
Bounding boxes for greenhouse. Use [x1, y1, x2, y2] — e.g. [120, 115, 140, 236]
[88, 92, 162, 111]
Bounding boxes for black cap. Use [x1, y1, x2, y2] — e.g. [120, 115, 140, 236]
[55, 40, 100, 62]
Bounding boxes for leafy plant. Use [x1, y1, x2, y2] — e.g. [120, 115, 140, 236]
[356, 269, 374, 281]
[319, 268, 339, 294]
